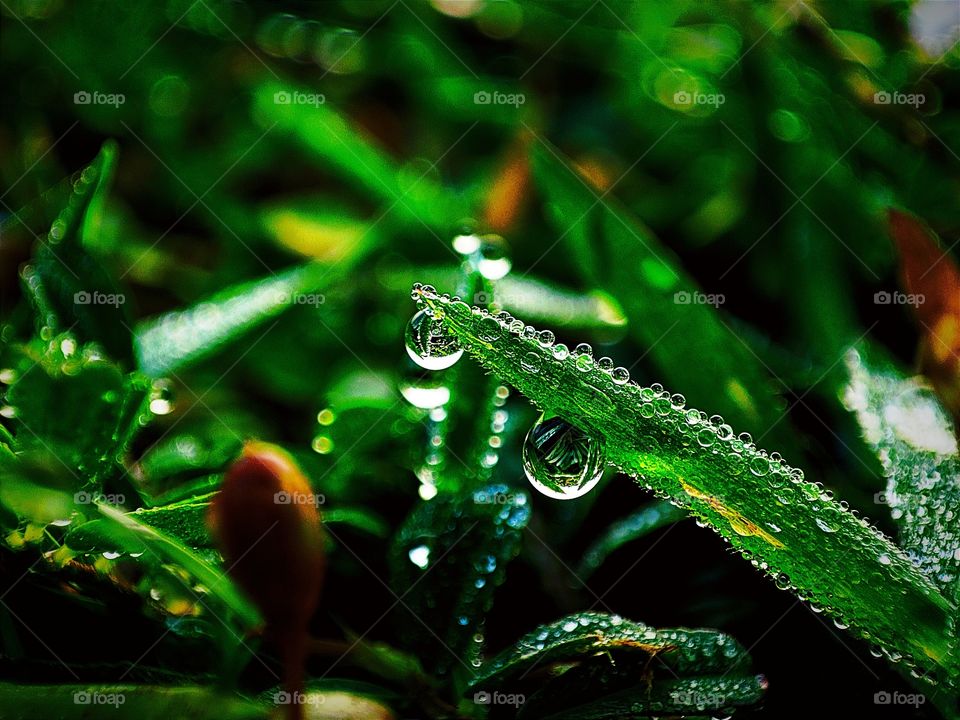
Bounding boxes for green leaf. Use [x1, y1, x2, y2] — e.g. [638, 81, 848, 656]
[411, 286, 958, 682]
[578, 500, 686, 578]
[135, 262, 332, 377]
[5, 335, 149, 487]
[471, 611, 750, 688]
[531, 140, 800, 455]
[254, 83, 459, 233]
[67, 503, 261, 630]
[0, 683, 267, 719]
[25, 141, 133, 364]
[843, 347, 960, 603]
[469, 612, 763, 719]
[389, 483, 530, 680]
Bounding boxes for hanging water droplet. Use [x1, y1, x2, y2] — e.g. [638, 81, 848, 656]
[405, 309, 463, 370]
[522, 415, 604, 500]
[149, 379, 176, 415]
[408, 544, 431, 569]
[476, 238, 512, 280]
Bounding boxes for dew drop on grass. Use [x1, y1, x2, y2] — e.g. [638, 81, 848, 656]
[149, 378, 176, 415]
[521, 351, 542, 373]
[522, 415, 604, 500]
[476, 239, 512, 280]
[408, 544, 430, 569]
[478, 316, 502, 342]
[405, 309, 463, 370]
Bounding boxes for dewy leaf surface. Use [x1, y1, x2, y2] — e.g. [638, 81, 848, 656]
[844, 347, 960, 605]
[470, 612, 764, 720]
[411, 285, 957, 681]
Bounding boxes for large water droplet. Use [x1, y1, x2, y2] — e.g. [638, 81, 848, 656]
[405, 309, 463, 370]
[522, 415, 604, 500]
[408, 544, 431, 569]
[476, 238, 512, 280]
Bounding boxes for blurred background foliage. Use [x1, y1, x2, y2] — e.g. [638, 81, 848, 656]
[1, 0, 960, 717]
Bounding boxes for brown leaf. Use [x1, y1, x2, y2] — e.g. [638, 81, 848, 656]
[888, 209, 960, 416]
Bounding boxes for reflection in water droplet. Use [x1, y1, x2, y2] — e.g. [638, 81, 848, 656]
[522, 415, 604, 500]
[405, 309, 463, 370]
[408, 544, 431, 569]
[521, 351, 542, 373]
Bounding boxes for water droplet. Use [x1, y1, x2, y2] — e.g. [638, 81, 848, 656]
[478, 316, 503, 342]
[312, 435, 334, 454]
[476, 238, 512, 280]
[562, 620, 578, 632]
[0, 368, 16, 385]
[408, 544, 431, 569]
[815, 517, 837, 533]
[537, 330, 555, 347]
[149, 379, 176, 415]
[611, 367, 630, 385]
[405, 309, 463, 370]
[400, 377, 451, 409]
[552, 343, 569, 360]
[878, 553, 892, 566]
[317, 408, 335, 425]
[521, 351, 542, 374]
[522, 415, 604, 500]
[597, 356, 614, 372]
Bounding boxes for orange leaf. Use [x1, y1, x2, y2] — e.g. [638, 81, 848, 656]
[888, 209, 960, 415]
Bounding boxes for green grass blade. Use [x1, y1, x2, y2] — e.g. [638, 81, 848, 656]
[578, 500, 686, 578]
[134, 262, 330, 377]
[412, 285, 957, 681]
[844, 347, 960, 604]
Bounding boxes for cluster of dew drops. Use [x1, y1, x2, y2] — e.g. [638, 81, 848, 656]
[395, 238, 945, 677]
[401, 233, 606, 502]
